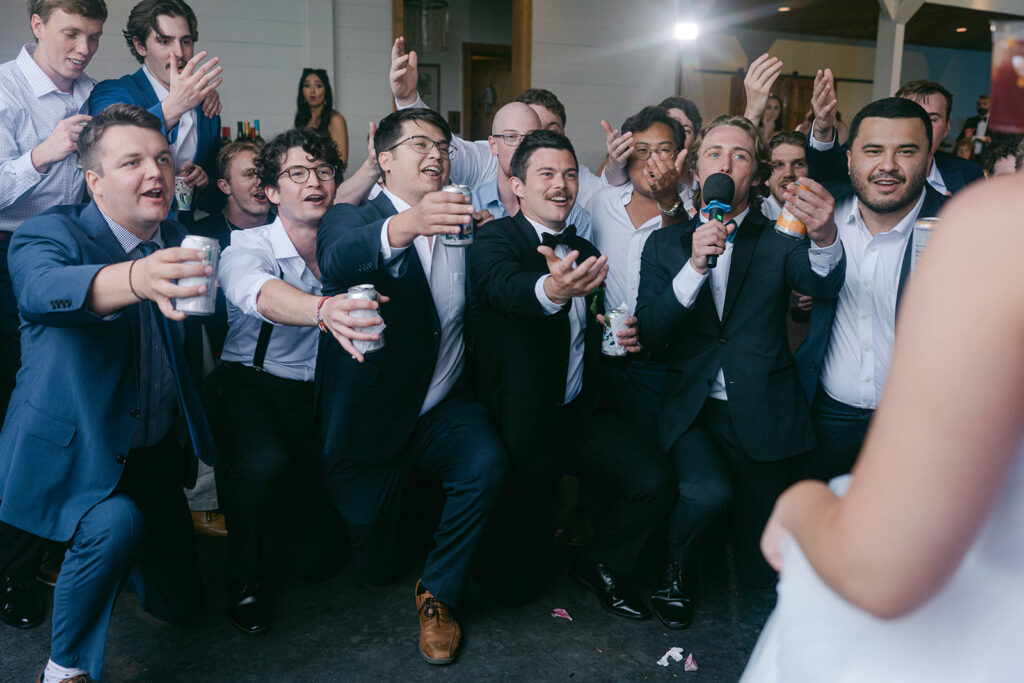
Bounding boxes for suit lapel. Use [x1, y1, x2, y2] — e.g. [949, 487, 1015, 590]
[722, 212, 764, 322]
[81, 202, 132, 264]
[897, 185, 946, 304]
[511, 211, 548, 273]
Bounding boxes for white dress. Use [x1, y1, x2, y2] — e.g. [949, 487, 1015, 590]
[741, 443, 1024, 682]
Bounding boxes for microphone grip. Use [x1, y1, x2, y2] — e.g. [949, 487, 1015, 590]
[706, 208, 724, 269]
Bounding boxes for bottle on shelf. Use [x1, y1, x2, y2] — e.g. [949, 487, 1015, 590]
[235, 121, 245, 142]
[253, 119, 265, 144]
[221, 126, 232, 145]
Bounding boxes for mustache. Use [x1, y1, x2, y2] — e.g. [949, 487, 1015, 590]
[868, 170, 907, 183]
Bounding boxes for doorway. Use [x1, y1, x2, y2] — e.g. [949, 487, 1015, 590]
[463, 44, 512, 139]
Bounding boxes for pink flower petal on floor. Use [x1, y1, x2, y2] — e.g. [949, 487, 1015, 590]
[684, 653, 698, 671]
[551, 608, 573, 621]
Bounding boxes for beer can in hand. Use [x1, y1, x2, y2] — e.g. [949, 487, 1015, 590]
[174, 176, 193, 212]
[601, 304, 629, 357]
[774, 179, 807, 239]
[348, 284, 385, 353]
[911, 217, 938, 272]
[175, 235, 219, 316]
[440, 184, 474, 247]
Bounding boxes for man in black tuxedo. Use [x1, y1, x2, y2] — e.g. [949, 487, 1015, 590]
[468, 130, 675, 620]
[636, 115, 845, 626]
[315, 108, 506, 665]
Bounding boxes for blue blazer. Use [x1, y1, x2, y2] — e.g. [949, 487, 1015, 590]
[90, 68, 220, 176]
[315, 193, 447, 468]
[794, 184, 947, 403]
[0, 202, 215, 542]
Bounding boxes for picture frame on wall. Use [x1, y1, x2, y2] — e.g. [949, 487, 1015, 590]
[418, 63, 441, 112]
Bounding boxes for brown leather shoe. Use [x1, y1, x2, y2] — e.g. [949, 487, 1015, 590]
[414, 579, 461, 665]
[190, 510, 227, 538]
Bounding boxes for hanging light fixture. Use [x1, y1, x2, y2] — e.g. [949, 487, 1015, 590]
[404, 0, 448, 52]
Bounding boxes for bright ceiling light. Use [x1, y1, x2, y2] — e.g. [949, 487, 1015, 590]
[955, 26, 967, 32]
[777, 5, 791, 11]
[675, 22, 699, 41]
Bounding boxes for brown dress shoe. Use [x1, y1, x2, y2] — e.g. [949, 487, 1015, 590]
[190, 510, 228, 538]
[414, 579, 461, 665]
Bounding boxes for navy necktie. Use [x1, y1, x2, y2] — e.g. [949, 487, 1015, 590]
[541, 225, 577, 249]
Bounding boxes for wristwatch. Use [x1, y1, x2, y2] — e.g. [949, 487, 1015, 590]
[658, 198, 686, 217]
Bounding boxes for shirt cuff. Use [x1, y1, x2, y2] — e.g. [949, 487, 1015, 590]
[15, 150, 45, 179]
[395, 93, 428, 111]
[808, 238, 844, 277]
[245, 272, 278, 322]
[808, 124, 836, 150]
[380, 218, 409, 264]
[672, 260, 707, 309]
[535, 275, 564, 314]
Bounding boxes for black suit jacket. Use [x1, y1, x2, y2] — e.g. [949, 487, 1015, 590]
[468, 212, 603, 446]
[315, 193, 448, 467]
[635, 209, 846, 461]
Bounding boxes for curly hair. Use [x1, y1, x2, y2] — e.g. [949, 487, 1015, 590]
[255, 127, 344, 190]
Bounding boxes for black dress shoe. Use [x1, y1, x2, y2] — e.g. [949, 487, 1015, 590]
[650, 561, 695, 629]
[1, 575, 45, 629]
[226, 583, 271, 635]
[570, 558, 650, 620]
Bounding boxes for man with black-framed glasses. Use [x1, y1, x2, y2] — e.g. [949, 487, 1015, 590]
[212, 127, 388, 636]
[315, 108, 506, 666]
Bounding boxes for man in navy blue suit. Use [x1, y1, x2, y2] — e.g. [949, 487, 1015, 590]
[316, 108, 505, 665]
[89, 0, 222, 216]
[0, 103, 215, 683]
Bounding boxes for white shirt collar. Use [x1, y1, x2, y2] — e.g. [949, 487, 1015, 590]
[17, 44, 91, 98]
[926, 158, 948, 196]
[266, 216, 304, 262]
[847, 189, 926, 238]
[522, 213, 567, 240]
[142, 64, 171, 100]
[380, 186, 413, 214]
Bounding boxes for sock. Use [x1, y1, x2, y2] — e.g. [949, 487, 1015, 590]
[43, 659, 89, 683]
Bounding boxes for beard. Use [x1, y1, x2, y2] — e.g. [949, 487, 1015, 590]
[851, 165, 928, 214]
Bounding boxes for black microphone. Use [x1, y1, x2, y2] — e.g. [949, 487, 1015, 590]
[702, 173, 734, 269]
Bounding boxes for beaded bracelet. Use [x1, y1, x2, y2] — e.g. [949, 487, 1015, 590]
[315, 295, 330, 333]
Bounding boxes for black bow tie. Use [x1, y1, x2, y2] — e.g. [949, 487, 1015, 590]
[541, 225, 577, 248]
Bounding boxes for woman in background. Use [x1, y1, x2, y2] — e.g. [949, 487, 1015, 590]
[295, 68, 349, 165]
[758, 94, 783, 139]
[741, 173, 1024, 681]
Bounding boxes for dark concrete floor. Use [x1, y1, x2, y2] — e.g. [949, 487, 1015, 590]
[1, 534, 776, 682]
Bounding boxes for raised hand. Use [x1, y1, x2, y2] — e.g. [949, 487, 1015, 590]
[602, 119, 634, 170]
[781, 177, 837, 246]
[743, 53, 784, 124]
[537, 246, 608, 304]
[811, 68, 838, 143]
[162, 51, 223, 130]
[201, 88, 222, 119]
[387, 189, 475, 248]
[390, 37, 419, 107]
[646, 149, 687, 208]
[31, 114, 91, 173]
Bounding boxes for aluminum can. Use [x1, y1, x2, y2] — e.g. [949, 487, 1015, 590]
[440, 184, 474, 247]
[348, 284, 385, 353]
[911, 217, 939, 272]
[601, 304, 629, 357]
[174, 176, 193, 212]
[774, 179, 807, 239]
[175, 235, 219, 316]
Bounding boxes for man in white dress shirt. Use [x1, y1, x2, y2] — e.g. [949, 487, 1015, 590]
[794, 97, 947, 482]
[0, 0, 107, 634]
[214, 128, 382, 636]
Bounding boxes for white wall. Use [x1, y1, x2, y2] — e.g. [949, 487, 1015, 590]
[531, 0, 677, 170]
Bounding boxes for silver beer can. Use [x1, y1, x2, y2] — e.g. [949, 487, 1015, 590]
[601, 304, 629, 357]
[911, 217, 938, 272]
[175, 234, 219, 316]
[440, 184, 474, 247]
[348, 284, 385, 353]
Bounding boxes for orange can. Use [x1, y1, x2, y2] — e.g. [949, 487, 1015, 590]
[774, 179, 807, 238]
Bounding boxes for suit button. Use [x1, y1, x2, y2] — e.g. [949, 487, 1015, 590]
[719, 337, 727, 344]
[129, 409, 141, 418]
[433, 331, 440, 338]
[116, 454, 128, 465]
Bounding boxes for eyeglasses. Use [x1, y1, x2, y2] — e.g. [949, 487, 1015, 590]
[632, 145, 678, 161]
[386, 135, 455, 158]
[277, 164, 337, 183]
[493, 132, 526, 146]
